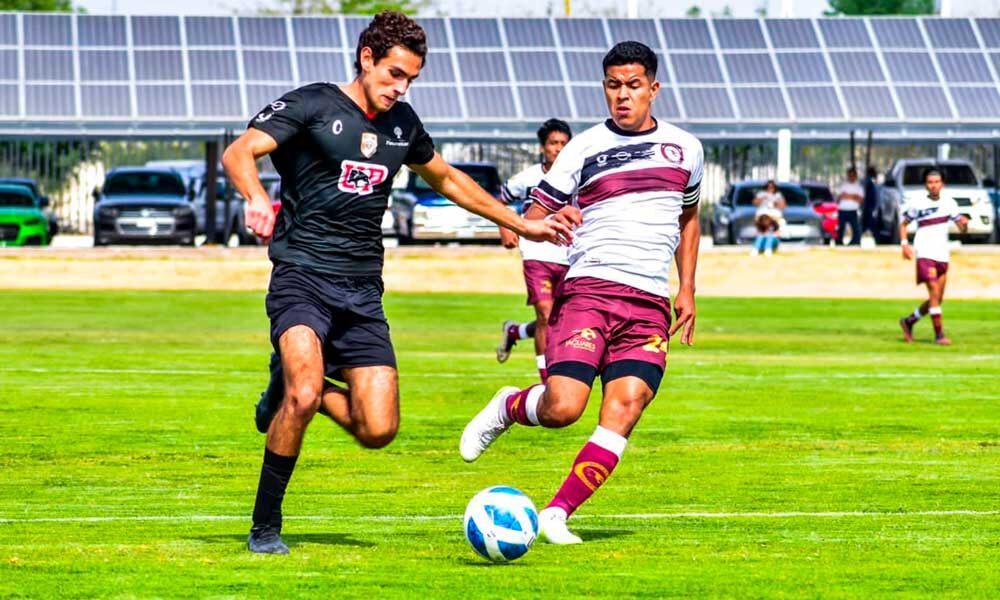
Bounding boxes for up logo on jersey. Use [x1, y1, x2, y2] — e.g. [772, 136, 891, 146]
[338, 160, 389, 196]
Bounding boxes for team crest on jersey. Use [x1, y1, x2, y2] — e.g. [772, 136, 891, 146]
[338, 160, 388, 195]
[660, 143, 684, 164]
[360, 132, 378, 158]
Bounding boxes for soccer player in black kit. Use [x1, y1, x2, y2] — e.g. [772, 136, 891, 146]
[223, 12, 570, 554]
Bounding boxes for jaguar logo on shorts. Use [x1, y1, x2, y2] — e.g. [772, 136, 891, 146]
[360, 132, 378, 158]
[338, 160, 388, 196]
[565, 328, 597, 352]
[642, 334, 669, 354]
[660, 143, 683, 164]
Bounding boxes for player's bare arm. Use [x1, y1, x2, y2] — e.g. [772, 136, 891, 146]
[670, 204, 700, 346]
[222, 128, 279, 240]
[410, 154, 572, 245]
[523, 202, 583, 231]
[955, 215, 969, 233]
[899, 217, 914, 260]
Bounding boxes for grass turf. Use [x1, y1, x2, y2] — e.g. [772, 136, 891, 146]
[0, 291, 998, 598]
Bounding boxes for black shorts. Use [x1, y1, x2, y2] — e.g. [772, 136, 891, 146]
[265, 264, 396, 380]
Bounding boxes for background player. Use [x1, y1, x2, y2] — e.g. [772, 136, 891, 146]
[460, 41, 703, 544]
[223, 11, 570, 555]
[899, 168, 968, 345]
[496, 118, 573, 381]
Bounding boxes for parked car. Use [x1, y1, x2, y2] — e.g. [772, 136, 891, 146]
[799, 181, 838, 244]
[711, 180, 823, 245]
[0, 177, 58, 239]
[876, 159, 995, 244]
[0, 183, 50, 246]
[390, 162, 503, 244]
[92, 167, 195, 246]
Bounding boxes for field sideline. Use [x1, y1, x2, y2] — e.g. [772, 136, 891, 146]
[1, 291, 998, 598]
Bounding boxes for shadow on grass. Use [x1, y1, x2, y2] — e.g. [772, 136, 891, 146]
[193, 533, 374, 548]
[573, 528, 635, 542]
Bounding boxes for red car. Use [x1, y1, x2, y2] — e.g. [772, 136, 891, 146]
[800, 182, 837, 244]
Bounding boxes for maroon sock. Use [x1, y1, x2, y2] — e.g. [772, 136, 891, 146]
[538, 367, 548, 383]
[931, 314, 943, 337]
[504, 384, 543, 426]
[546, 428, 625, 516]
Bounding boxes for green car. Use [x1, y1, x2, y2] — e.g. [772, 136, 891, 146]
[0, 183, 50, 246]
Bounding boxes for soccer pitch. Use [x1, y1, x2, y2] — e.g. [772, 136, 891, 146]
[1, 290, 998, 598]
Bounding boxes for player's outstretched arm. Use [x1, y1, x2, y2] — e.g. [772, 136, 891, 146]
[409, 154, 572, 245]
[670, 204, 700, 346]
[223, 129, 279, 240]
[898, 217, 913, 260]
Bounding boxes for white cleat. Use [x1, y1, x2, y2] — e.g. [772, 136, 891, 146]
[538, 507, 582, 544]
[460, 385, 519, 462]
[496, 320, 517, 363]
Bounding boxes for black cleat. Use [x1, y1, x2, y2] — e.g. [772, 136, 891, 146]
[255, 352, 284, 434]
[247, 525, 289, 555]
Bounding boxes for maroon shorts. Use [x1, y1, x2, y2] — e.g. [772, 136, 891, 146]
[522, 260, 569, 306]
[545, 276, 672, 372]
[916, 258, 949, 284]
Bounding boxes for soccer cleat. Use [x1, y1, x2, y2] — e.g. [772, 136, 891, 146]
[899, 317, 914, 343]
[247, 525, 289, 555]
[496, 320, 519, 363]
[460, 386, 519, 462]
[538, 507, 582, 545]
[255, 352, 284, 434]
[935, 335, 952, 346]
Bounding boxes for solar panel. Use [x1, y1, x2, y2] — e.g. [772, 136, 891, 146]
[787, 86, 842, 119]
[883, 52, 937, 83]
[457, 52, 509, 83]
[895, 86, 952, 119]
[606, 19, 659, 48]
[136, 85, 187, 117]
[935, 53, 992, 83]
[841, 85, 897, 118]
[239, 17, 287, 47]
[131, 16, 181, 47]
[189, 50, 239, 81]
[990, 52, 1000, 76]
[777, 53, 831, 83]
[766, 19, 820, 49]
[192, 84, 242, 116]
[829, 52, 884, 82]
[0, 84, 17, 115]
[451, 18, 501, 48]
[81, 85, 131, 116]
[671, 53, 723, 84]
[517, 86, 571, 118]
[80, 50, 129, 81]
[296, 51, 348, 83]
[24, 50, 73, 81]
[680, 88, 734, 119]
[26, 84, 75, 116]
[78, 16, 127, 47]
[816, 18, 871, 48]
[464, 86, 516, 118]
[570, 86, 606, 118]
[563, 51, 606, 82]
[950, 86, 1000, 118]
[660, 19, 713, 49]
[410, 51, 452, 84]
[0, 51, 16, 80]
[417, 19, 449, 50]
[733, 87, 788, 119]
[291, 17, 342, 49]
[724, 54, 777, 84]
[134, 50, 184, 82]
[510, 51, 562, 82]
[23, 14, 71, 46]
[342, 17, 368, 49]
[976, 18, 1000, 48]
[654, 89, 680, 118]
[713, 19, 766, 50]
[185, 17, 235, 47]
[923, 19, 978, 49]
[243, 50, 293, 82]
[0, 14, 15, 45]
[503, 19, 555, 47]
[870, 18, 924, 49]
[408, 86, 462, 119]
[556, 19, 607, 48]
[247, 84, 293, 114]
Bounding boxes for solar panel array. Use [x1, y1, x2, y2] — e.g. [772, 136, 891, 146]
[2, 13, 1000, 134]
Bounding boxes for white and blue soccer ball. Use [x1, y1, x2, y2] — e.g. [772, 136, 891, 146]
[463, 485, 539, 562]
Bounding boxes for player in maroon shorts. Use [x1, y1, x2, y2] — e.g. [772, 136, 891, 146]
[898, 168, 968, 345]
[460, 42, 703, 544]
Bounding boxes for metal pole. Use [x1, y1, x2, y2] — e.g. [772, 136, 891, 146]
[849, 130, 856, 171]
[205, 140, 219, 244]
[865, 130, 873, 170]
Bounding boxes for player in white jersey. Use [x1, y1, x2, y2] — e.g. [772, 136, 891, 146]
[899, 168, 968, 345]
[460, 42, 703, 544]
[495, 119, 573, 381]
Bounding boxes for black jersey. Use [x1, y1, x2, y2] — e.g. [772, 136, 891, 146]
[250, 83, 435, 276]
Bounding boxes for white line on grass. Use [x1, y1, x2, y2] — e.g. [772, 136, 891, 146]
[1, 509, 996, 525]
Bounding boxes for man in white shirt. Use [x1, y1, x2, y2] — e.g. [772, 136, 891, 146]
[899, 168, 968, 345]
[495, 119, 573, 382]
[836, 167, 864, 245]
[460, 42, 703, 545]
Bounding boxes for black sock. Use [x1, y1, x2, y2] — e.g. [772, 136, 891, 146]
[251, 448, 298, 531]
[525, 321, 538, 338]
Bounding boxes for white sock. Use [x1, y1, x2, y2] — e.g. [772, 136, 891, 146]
[929, 306, 942, 316]
[518, 323, 531, 339]
[524, 384, 544, 426]
[589, 425, 628, 459]
[536, 355, 547, 370]
[912, 307, 923, 319]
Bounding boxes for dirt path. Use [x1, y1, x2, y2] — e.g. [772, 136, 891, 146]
[1, 244, 998, 299]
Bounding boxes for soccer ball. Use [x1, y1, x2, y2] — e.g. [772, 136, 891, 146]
[463, 485, 539, 562]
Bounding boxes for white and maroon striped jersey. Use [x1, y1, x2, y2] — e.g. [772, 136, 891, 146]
[501, 163, 569, 265]
[529, 118, 703, 297]
[901, 195, 962, 262]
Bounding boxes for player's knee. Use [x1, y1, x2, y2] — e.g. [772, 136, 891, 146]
[283, 383, 322, 420]
[537, 390, 586, 428]
[604, 396, 645, 427]
[355, 421, 397, 449]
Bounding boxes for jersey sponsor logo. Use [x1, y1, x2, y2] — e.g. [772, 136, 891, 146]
[360, 132, 378, 158]
[386, 125, 410, 147]
[564, 328, 598, 352]
[660, 143, 683, 164]
[393, 126, 403, 139]
[254, 101, 287, 123]
[338, 160, 388, 195]
[642, 334, 669, 354]
[573, 461, 610, 491]
[332, 119, 343, 135]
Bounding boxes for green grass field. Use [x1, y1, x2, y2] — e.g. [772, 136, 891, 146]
[1, 290, 998, 598]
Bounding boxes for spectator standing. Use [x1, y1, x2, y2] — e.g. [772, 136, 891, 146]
[862, 166, 879, 239]
[836, 167, 864, 245]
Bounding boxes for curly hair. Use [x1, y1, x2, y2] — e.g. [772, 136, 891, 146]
[536, 118, 572, 145]
[354, 11, 427, 74]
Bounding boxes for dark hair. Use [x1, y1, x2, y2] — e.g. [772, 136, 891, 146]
[765, 179, 777, 189]
[924, 167, 944, 183]
[847, 166, 858, 176]
[865, 166, 877, 178]
[602, 41, 657, 79]
[536, 118, 572, 145]
[354, 11, 427, 75]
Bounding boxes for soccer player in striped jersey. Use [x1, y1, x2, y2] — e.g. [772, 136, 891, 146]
[460, 41, 704, 544]
[899, 168, 968, 345]
[495, 118, 573, 381]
